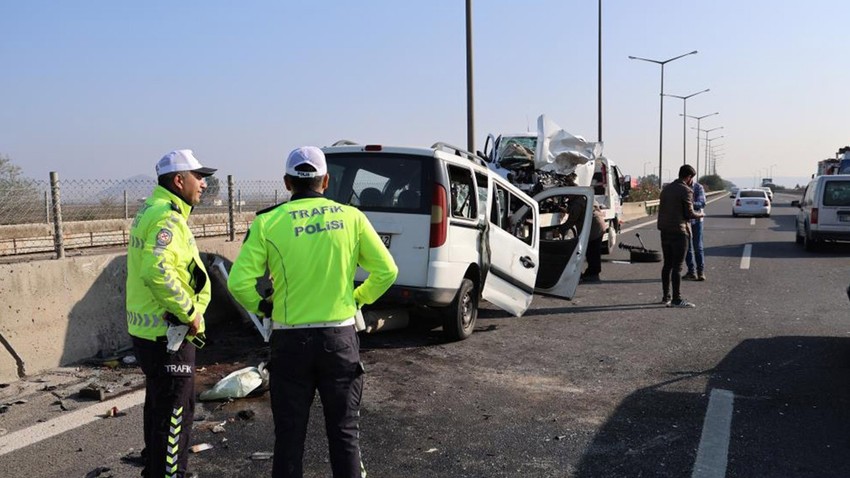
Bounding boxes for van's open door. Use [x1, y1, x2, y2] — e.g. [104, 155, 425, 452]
[480, 175, 540, 317]
[530, 186, 595, 299]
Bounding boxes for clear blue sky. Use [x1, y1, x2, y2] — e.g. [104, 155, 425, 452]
[2, 1, 848, 187]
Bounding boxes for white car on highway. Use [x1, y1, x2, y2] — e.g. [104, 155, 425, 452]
[733, 188, 771, 217]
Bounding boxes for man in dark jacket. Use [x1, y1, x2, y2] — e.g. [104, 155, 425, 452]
[657, 164, 704, 307]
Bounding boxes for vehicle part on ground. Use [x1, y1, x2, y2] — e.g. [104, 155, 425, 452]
[619, 233, 662, 262]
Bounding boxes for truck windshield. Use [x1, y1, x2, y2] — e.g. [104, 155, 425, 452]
[497, 137, 537, 167]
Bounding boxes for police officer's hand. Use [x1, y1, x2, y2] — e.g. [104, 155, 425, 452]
[188, 312, 203, 336]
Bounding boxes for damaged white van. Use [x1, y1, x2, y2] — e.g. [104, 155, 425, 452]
[321, 141, 594, 340]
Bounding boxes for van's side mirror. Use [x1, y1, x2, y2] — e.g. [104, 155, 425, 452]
[621, 175, 632, 199]
[791, 200, 800, 207]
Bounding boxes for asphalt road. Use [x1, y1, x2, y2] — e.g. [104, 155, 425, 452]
[3, 192, 850, 478]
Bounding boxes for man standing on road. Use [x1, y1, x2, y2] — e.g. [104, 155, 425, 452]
[581, 203, 607, 283]
[657, 164, 704, 308]
[683, 179, 707, 281]
[227, 146, 398, 478]
[126, 149, 216, 478]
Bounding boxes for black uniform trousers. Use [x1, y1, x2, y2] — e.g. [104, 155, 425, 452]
[133, 336, 196, 478]
[585, 236, 603, 276]
[660, 231, 690, 300]
[269, 325, 365, 478]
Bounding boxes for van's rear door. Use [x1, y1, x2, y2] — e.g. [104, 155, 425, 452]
[323, 151, 432, 287]
[819, 178, 850, 227]
[531, 186, 594, 299]
[481, 174, 539, 317]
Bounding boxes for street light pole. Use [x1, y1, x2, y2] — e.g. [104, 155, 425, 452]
[705, 135, 724, 175]
[681, 111, 718, 178]
[664, 89, 710, 166]
[598, 0, 603, 142]
[465, 0, 475, 153]
[697, 126, 724, 174]
[629, 50, 698, 188]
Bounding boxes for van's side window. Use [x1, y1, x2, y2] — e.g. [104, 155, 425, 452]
[491, 183, 534, 245]
[448, 165, 477, 220]
[475, 172, 489, 218]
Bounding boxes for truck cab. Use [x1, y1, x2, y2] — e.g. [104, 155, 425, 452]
[482, 114, 622, 259]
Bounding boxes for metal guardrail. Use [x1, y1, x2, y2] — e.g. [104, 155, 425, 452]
[644, 200, 660, 215]
[642, 190, 725, 216]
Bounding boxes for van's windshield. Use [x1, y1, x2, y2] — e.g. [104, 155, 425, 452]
[324, 153, 430, 212]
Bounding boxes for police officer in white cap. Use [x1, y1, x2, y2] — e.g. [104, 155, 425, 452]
[228, 146, 398, 478]
[126, 149, 216, 478]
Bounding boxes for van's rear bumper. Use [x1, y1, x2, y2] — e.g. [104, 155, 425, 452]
[811, 229, 850, 242]
[357, 283, 457, 308]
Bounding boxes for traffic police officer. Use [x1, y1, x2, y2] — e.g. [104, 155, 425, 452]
[227, 146, 398, 478]
[127, 149, 215, 478]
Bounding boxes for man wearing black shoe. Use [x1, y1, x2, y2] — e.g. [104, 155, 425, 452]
[657, 165, 704, 308]
[581, 203, 607, 283]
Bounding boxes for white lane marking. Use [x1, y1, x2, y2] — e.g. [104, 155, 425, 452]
[740, 244, 752, 269]
[749, 218, 755, 226]
[691, 388, 734, 478]
[620, 193, 727, 234]
[0, 389, 145, 457]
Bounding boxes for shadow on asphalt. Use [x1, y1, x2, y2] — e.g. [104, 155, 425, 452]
[525, 302, 667, 316]
[573, 336, 850, 477]
[595, 278, 660, 285]
[705, 240, 850, 259]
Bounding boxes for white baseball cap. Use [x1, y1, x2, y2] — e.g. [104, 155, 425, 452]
[286, 146, 327, 178]
[155, 149, 217, 177]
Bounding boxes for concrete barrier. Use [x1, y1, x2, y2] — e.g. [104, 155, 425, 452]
[0, 237, 242, 384]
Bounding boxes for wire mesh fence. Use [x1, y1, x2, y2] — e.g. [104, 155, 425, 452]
[0, 174, 290, 257]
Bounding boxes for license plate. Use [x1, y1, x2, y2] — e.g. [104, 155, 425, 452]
[840, 215, 850, 222]
[380, 234, 392, 248]
[746, 200, 758, 205]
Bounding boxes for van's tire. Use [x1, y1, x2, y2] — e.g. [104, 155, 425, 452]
[795, 228, 804, 245]
[443, 278, 477, 341]
[804, 229, 819, 252]
[630, 249, 662, 263]
[602, 222, 617, 255]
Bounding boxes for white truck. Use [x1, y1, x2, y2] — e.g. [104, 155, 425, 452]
[482, 114, 628, 254]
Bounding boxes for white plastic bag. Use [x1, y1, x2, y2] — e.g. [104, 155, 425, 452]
[199, 363, 269, 401]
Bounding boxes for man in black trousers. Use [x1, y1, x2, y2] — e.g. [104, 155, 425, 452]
[657, 164, 704, 308]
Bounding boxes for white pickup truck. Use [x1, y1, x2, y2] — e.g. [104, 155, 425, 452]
[482, 114, 629, 254]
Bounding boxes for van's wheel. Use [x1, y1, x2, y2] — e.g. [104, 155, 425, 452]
[795, 227, 804, 245]
[602, 222, 617, 255]
[443, 278, 477, 341]
[804, 229, 819, 252]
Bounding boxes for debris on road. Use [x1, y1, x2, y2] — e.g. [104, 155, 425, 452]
[212, 423, 226, 434]
[103, 406, 126, 418]
[251, 451, 274, 460]
[237, 409, 256, 421]
[190, 443, 213, 453]
[79, 384, 106, 401]
[425, 448, 438, 453]
[198, 363, 268, 401]
[84, 466, 112, 478]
